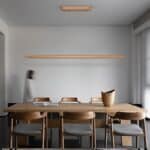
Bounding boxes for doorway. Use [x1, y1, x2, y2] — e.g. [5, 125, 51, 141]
[0, 32, 5, 112]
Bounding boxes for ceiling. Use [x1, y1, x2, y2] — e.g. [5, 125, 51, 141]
[0, 0, 150, 26]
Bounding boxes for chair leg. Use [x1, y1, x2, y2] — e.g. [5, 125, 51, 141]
[110, 117, 115, 148]
[120, 136, 123, 146]
[136, 136, 139, 148]
[49, 128, 53, 146]
[10, 133, 13, 149]
[45, 116, 48, 148]
[42, 118, 45, 148]
[59, 128, 61, 148]
[144, 135, 148, 150]
[111, 134, 115, 148]
[105, 127, 107, 148]
[15, 135, 18, 149]
[105, 114, 108, 148]
[93, 118, 96, 149]
[143, 119, 148, 150]
[78, 136, 81, 146]
[60, 116, 64, 150]
[111, 127, 115, 148]
[10, 118, 14, 149]
[91, 119, 95, 149]
[91, 135, 93, 149]
[61, 132, 64, 150]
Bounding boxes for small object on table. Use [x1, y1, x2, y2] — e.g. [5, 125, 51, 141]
[101, 89, 115, 107]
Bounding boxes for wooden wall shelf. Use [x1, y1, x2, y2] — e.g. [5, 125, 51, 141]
[25, 54, 125, 59]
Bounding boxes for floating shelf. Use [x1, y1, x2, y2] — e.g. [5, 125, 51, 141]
[25, 54, 125, 59]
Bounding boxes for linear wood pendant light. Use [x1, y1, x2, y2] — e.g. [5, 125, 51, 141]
[25, 54, 125, 59]
[60, 5, 93, 11]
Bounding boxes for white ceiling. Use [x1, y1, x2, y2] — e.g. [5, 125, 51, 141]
[0, 0, 150, 26]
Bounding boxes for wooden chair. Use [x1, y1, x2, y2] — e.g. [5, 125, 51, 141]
[90, 97, 108, 148]
[9, 112, 47, 149]
[60, 111, 96, 149]
[33, 97, 51, 147]
[110, 111, 148, 149]
[59, 97, 80, 147]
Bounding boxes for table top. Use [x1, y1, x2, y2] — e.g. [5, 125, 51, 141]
[5, 102, 144, 113]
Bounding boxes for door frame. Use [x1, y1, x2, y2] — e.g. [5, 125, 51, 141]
[0, 32, 5, 111]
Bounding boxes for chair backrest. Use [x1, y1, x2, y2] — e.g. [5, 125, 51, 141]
[33, 97, 50, 102]
[60, 97, 79, 103]
[63, 112, 95, 121]
[114, 111, 145, 121]
[10, 112, 47, 121]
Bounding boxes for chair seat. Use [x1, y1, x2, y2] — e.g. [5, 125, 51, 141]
[64, 124, 92, 136]
[14, 123, 42, 135]
[113, 124, 143, 136]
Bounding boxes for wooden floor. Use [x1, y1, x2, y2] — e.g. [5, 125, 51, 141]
[0, 116, 149, 149]
[2, 148, 142, 150]
[1, 148, 135, 150]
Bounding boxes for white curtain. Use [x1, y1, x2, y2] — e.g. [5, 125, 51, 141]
[132, 28, 150, 118]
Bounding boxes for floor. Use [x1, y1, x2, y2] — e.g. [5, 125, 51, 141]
[0, 116, 149, 149]
[2, 148, 143, 149]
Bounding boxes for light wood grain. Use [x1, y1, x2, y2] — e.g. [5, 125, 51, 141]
[5, 103, 143, 113]
[25, 54, 125, 59]
[60, 5, 93, 11]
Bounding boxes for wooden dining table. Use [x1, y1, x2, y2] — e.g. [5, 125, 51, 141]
[5, 102, 144, 147]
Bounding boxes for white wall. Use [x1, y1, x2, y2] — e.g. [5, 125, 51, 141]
[7, 26, 131, 103]
[0, 18, 8, 109]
